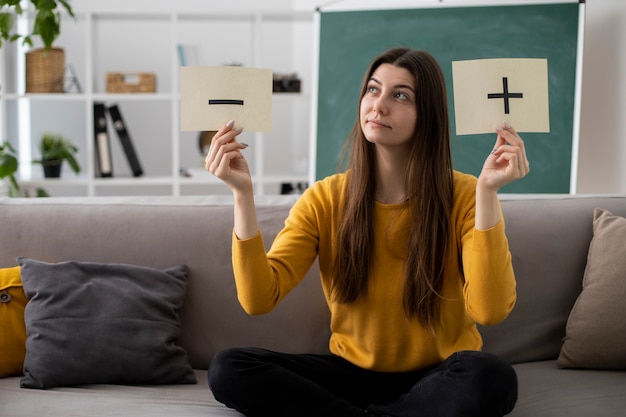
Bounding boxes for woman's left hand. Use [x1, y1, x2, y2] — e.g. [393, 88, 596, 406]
[478, 122, 530, 192]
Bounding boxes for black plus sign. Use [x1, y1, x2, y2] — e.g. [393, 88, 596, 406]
[487, 77, 523, 114]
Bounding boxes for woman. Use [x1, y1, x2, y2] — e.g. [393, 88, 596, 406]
[205, 47, 529, 417]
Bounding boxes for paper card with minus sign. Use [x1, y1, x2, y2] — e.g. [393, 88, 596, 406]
[452, 58, 549, 135]
[180, 66, 273, 132]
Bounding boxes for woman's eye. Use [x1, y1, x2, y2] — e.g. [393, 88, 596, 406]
[396, 91, 409, 100]
[367, 85, 378, 94]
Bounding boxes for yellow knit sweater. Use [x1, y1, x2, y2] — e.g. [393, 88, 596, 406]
[232, 171, 516, 372]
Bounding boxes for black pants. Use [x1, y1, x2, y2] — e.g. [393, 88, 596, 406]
[208, 347, 518, 417]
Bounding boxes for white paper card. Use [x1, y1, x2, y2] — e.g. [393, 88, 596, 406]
[180, 66, 273, 132]
[452, 58, 549, 135]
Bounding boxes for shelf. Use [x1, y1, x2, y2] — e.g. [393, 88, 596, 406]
[179, 168, 308, 184]
[3, 93, 88, 101]
[92, 93, 175, 102]
[19, 177, 89, 186]
[0, 4, 314, 197]
[2, 92, 308, 102]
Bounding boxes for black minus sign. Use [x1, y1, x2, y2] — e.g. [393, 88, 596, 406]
[208, 99, 244, 105]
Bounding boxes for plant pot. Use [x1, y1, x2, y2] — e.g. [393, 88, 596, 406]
[25, 48, 65, 93]
[42, 160, 62, 178]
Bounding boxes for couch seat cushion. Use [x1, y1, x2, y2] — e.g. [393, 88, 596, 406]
[0, 370, 240, 417]
[510, 360, 626, 417]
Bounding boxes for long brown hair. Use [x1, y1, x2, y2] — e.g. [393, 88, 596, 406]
[331, 48, 454, 329]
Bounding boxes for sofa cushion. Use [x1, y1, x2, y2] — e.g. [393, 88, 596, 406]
[557, 208, 626, 369]
[18, 258, 197, 388]
[0, 370, 244, 417]
[510, 360, 626, 417]
[0, 266, 27, 378]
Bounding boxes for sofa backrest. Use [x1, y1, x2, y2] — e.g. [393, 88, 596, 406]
[481, 196, 626, 363]
[1, 195, 625, 368]
[0, 197, 330, 371]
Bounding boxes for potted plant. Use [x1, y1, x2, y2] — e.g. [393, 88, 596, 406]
[0, 0, 75, 92]
[33, 132, 80, 178]
[0, 140, 48, 197]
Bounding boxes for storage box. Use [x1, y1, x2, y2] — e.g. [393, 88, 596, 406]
[106, 72, 156, 93]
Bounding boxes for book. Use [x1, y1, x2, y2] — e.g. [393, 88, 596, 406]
[93, 103, 113, 177]
[177, 44, 186, 66]
[107, 104, 143, 177]
[176, 44, 199, 67]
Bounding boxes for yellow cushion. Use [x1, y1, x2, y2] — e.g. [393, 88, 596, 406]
[0, 266, 27, 377]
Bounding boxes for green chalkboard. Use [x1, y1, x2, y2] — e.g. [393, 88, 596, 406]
[315, 2, 582, 193]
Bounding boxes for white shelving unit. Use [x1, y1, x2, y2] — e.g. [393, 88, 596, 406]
[0, 3, 314, 197]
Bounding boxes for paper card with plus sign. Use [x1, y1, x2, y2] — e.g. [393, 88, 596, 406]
[452, 58, 549, 135]
[180, 66, 273, 132]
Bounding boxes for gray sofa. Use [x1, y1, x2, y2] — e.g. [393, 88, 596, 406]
[0, 194, 625, 417]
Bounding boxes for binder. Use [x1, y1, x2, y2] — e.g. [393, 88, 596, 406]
[93, 103, 113, 177]
[107, 104, 144, 177]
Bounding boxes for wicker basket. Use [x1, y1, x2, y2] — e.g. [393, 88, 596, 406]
[25, 48, 66, 93]
[106, 72, 156, 93]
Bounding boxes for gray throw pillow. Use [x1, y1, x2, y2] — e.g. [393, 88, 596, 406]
[557, 208, 626, 369]
[18, 258, 197, 389]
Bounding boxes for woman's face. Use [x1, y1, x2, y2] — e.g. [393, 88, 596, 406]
[360, 63, 417, 148]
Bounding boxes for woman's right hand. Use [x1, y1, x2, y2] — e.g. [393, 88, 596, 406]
[205, 120, 252, 194]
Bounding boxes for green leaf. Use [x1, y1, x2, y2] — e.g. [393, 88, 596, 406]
[8, 175, 20, 196]
[64, 150, 80, 174]
[58, 0, 74, 17]
[36, 187, 50, 197]
[0, 12, 15, 35]
[33, 9, 60, 50]
[0, 153, 18, 178]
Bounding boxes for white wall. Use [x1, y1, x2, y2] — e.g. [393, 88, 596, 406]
[577, 0, 626, 194]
